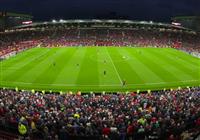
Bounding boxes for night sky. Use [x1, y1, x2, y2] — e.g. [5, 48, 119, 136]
[0, 0, 200, 22]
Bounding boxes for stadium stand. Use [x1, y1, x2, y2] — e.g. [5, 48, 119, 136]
[0, 27, 200, 58]
[0, 88, 200, 140]
[0, 20, 200, 139]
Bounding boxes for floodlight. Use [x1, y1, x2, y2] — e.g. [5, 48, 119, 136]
[59, 19, 64, 22]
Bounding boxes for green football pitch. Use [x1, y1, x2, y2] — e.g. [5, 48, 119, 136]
[0, 47, 200, 92]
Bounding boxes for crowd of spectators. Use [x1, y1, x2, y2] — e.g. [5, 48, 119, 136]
[39, 29, 200, 48]
[0, 31, 44, 57]
[0, 87, 200, 140]
[1, 28, 200, 58]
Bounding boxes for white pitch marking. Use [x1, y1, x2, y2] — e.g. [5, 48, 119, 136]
[0, 80, 199, 87]
[105, 48, 123, 85]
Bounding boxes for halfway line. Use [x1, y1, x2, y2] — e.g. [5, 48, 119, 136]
[105, 48, 123, 85]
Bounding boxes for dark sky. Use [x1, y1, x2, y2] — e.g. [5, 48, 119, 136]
[0, 0, 200, 22]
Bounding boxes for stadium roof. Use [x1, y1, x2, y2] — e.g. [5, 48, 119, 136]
[0, 12, 33, 18]
[13, 19, 190, 31]
[172, 16, 200, 20]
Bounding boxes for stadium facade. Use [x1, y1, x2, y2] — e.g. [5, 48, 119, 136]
[172, 16, 200, 32]
[0, 11, 32, 31]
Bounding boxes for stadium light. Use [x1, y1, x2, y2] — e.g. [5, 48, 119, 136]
[140, 21, 146, 24]
[108, 20, 114, 23]
[77, 20, 84, 23]
[52, 19, 56, 23]
[93, 19, 101, 22]
[59, 19, 64, 23]
[124, 20, 131, 23]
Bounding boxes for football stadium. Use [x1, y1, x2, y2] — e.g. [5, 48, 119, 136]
[0, 2, 200, 140]
[1, 20, 200, 93]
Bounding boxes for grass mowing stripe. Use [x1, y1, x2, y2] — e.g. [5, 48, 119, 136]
[109, 48, 145, 88]
[0, 48, 38, 65]
[2, 48, 80, 91]
[30, 48, 71, 85]
[0, 48, 43, 68]
[106, 48, 123, 85]
[164, 49, 199, 69]
[1, 47, 199, 92]
[33, 48, 78, 91]
[128, 48, 180, 82]
[1, 49, 50, 80]
[76, 48, 99, 86]
[3, 49, 53, 82]
[158, 48, 200, 74]
[54, 48, 85, 85]
[167, 48, 200, 65]
[143, 49, 189, 81]
[149, 49, 198, 80]
[96, 48, 120, 85]
[122, 48, 164, 83]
